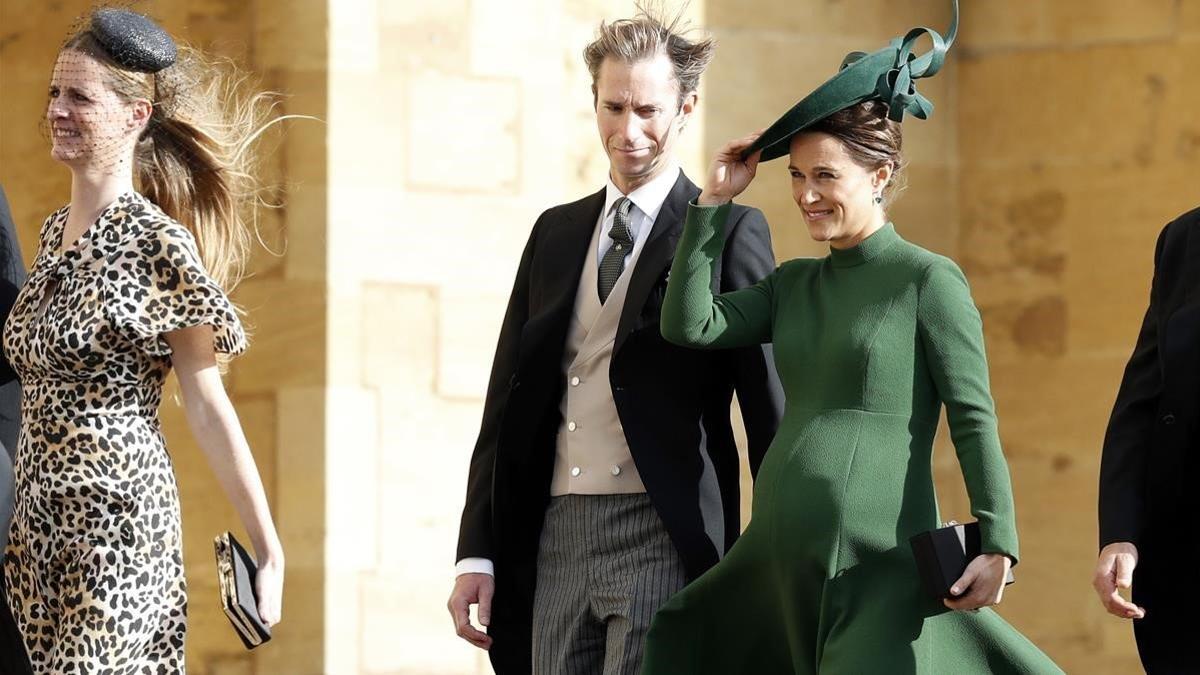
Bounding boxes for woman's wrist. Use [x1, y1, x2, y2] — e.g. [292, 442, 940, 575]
[696, 190, 730, 206]
[258, 550, 285, 568]
[978, 551, 1015, 568]
[252, 534, 285, 567]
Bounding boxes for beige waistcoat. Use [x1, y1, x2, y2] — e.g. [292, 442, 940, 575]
[549, 222, 648, 495]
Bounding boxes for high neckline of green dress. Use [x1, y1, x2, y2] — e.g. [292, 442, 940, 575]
[828, 222, 899, 268]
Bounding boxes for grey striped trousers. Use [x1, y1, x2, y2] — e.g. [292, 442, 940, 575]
[532, 493, 688, 675]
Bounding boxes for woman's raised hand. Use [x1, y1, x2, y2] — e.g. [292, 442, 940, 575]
[698, 130, 764, 206]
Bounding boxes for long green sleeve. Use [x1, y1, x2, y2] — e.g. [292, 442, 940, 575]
[661, 203, 774, 349]
[917, 259, 1020, 562]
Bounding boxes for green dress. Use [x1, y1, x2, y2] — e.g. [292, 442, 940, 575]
[643, 204, 1061, 674]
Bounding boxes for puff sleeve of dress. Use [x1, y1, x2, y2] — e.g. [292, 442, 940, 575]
[104, 221, 247, 357]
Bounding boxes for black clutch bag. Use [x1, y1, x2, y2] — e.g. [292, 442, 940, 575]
[909, 520, 1015, 600]
[214, 532, 272, 649]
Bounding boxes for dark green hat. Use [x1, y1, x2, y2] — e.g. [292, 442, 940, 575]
[744, 0, 958, 162]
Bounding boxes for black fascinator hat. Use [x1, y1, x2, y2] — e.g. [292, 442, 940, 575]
[89, 9, 177, 73]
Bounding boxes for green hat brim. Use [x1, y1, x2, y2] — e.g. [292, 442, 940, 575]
[744, 0, 959, 162]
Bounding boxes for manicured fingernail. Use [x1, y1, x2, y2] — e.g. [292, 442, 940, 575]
[951, 586, 960, 595]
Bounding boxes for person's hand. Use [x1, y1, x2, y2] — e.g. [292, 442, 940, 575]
[255, 555, 285, 627]
[698, 130, 764, 206]
[943, 553, 1011, 611]
[448, 573, 495, 650]
[1093, 542, 1145, 619]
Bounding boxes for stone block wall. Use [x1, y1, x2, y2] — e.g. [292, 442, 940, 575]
[950, 2, 1199, 670]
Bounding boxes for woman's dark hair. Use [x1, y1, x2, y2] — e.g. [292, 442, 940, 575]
[807, 99, 906, 207]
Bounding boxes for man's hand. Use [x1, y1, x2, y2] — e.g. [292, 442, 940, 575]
[448, 573, 495, 650]
[943, 553, 1011, 611]
[1093, 542, 1145, 619]
[698, 130, 764, 206]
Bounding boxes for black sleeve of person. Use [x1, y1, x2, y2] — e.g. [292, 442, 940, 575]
[0, 185, 26, 461]
[0, 185, 26, 387]
[0, 572, 32, 675]
[0, 184, 31, 675]
[456, 214, 544, 563]
[1098, 224, 1168, 549]
[719, 206, 784, 478]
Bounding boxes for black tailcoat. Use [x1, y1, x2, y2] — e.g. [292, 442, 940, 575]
[1100, 206, 1200, 674]
[456, 174, 783, 674]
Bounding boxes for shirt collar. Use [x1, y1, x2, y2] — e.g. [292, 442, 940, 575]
[602, 164, 681, 224]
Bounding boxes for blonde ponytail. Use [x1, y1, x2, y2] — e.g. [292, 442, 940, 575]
[64, 31, 287, 349]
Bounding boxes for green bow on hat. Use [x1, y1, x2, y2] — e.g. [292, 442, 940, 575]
[744, 0, 959, 162]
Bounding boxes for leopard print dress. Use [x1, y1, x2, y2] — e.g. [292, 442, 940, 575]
[2, 191, 246, 673]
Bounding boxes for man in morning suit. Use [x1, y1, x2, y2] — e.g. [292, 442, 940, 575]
[0, 184, 32, 675]
[1094, 206, 1200, 674]
[447, 10, 783, 675]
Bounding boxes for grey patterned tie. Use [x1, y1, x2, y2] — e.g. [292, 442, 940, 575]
[598, 197, 634, 304]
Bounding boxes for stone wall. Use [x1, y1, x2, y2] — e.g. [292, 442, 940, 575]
[0, 1, 327, 673]
[950, 1, 1200, 671]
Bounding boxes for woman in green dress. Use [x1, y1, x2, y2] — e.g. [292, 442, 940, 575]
[641, 12, 1062, 670]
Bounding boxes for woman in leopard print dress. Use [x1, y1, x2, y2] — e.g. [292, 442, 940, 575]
[3, 10, 284, 672]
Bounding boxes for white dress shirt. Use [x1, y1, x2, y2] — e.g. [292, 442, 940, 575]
[595, 164, 680, 270]
[456, 165, 682, 578]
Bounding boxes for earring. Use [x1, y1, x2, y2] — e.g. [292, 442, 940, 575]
[873, 193, 883, 204]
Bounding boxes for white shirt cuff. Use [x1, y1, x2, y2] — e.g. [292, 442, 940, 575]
[456, 557, 494, 576]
